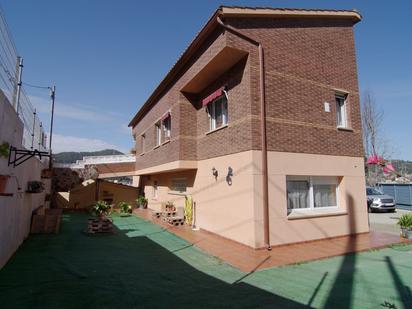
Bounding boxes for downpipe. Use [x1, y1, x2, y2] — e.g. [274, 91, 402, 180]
[217, 16, 271, 251]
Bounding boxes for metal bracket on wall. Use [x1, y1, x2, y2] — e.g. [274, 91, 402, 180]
[8, 146, 50, 168]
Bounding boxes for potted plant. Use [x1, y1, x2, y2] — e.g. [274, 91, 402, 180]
[27, 181, 45, 193]
[137, 195, 148, 209]
[165, 201, 175, 212]
[0, 142, 10, 193]
[41, 168, 53, 179]
[0, 175, 10, 194]
[118, 201, 132, 216]
[398, 213, 412, 239]
[90, 200, 112, 220]
[0, 141, 9, 159]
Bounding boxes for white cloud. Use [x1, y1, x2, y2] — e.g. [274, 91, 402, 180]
[29, 95, 113, 122]
[52, 133, 125, 153]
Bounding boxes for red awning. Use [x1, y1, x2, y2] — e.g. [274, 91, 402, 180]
[202, 87, 224, 106]
[161, 111, 171, 121]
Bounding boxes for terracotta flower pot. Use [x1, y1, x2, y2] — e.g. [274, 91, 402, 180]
[0, 175, 10, 193]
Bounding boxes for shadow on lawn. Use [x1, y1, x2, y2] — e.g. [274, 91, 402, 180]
[0, 214, 310, 309]
[323, 195, 358, 308]
[323, 194, 412, 309]
[385, 256, 412, 307]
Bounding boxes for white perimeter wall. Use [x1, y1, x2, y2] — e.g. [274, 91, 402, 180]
[0, 91, 50, 269]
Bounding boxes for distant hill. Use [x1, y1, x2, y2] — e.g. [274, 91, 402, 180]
[53, 149, 124, 164]
[393, 160, 412, 175]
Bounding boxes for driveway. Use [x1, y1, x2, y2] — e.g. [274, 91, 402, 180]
[369, 209, 411, 235]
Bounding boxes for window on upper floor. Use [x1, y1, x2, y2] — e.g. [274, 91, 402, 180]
[162, 115, 171, 142]
[207, 95, 228, 131]
[286, 176, 339, 212]
[155, 122, 161, 146]
[336, 93, 348, 128]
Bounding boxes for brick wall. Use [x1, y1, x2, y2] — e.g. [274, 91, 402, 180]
[132, 15, 364, 171]
[227, 17, 364, 157]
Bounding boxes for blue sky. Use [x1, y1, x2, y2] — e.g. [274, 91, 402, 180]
[1, 1, 411, 160]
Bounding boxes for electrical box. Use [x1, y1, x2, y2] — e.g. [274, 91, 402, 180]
[324, 102, 330, 112]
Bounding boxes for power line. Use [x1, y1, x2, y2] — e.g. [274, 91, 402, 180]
[22, 82, 51, 90]
[0, 3, 18, 55]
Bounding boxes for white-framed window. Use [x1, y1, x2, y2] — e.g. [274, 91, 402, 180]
[336, 93, 348, 128]
[287, 176, 339, 212]
[207, 95, 228, 131]
[162, 116, 171, 141]
[170, 178, 187, 193]
[155, 122, 161, 146]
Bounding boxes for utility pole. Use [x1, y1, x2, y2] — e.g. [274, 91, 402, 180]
[13, 56, 23, 115]
[48, 85, 56, 169]
[31, 108, 36, 150]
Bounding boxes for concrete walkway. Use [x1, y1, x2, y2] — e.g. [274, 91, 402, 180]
[134, 208, 411, 272]
[369, 209, 411, 236]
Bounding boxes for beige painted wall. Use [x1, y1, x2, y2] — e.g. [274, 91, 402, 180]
[141, 150, 369, 249]
[144, 170, 196, 211]
[143, 151, 259, 248]
[255, 151, 369, 247]
[68, 180, 139, 209]
[0, 92, 50, 269]
[99, 181, 139, 207]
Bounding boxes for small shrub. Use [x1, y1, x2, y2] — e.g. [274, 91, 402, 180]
[397, 213, 412, 230]
[27, 181, 45, 193]
[0, 142, 10, 158]
[136, 196, 148, 209]
[165, 201, 175, 211]
[119, 201, 132, 214]
[91, 200, 111, 218]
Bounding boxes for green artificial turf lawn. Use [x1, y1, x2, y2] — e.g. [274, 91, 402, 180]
[0, 213, 411, 308]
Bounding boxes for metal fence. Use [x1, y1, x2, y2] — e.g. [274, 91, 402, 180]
[0, 7, 48, 152]
[378, 183, 412, 210]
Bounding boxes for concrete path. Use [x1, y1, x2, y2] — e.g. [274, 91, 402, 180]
[368, 209, 411, 236]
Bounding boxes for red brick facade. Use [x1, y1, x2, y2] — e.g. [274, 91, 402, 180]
[131, 12, 363, 171]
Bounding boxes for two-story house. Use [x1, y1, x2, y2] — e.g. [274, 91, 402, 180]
[129, 6, 369, 249]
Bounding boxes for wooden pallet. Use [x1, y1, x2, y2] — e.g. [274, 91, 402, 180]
[31, 208, 62, 234]
[152, 211, 161, 219]
[87, 218, 113, 234]
[161, 211, 176, 222]
[167, 217, 184, 226]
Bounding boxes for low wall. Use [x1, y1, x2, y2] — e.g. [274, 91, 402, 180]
[378, 183, 412, 209]
[0, 91, 50, 269]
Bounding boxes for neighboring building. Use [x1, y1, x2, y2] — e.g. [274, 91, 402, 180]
[128, 6, 369, 248]
[53, 154, 136, 188]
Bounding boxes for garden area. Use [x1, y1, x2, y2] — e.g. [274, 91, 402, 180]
[0, 212, 411, 308]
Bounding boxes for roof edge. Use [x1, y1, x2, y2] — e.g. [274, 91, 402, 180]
[220, 6, 361, 21]
[128, 8, 221, 127]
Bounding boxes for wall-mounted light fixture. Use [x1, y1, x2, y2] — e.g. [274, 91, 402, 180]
[226, 166, 233, 186]
[212, 167, 218, 180]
